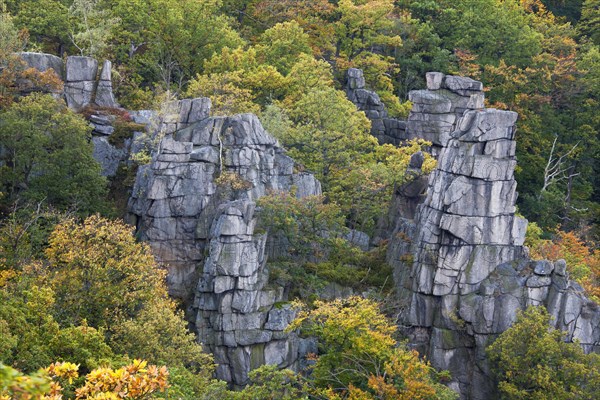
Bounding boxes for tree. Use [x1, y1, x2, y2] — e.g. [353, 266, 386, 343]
[0, 3, 32, 107]
[487, 306, 600, 399]
[0, 360, 170, 399]
[579, 0, 600, 45]
[289, 296, 457, 399]
[106, 0, 244, 91]
[265, 88, 374, 190]
[11, 0, 71, 55]
[0, 94, 107, 213]
[256, 192, 347, 258]
[410, 0, 543, 68]
[69, 0, 120, 58]
[256, 21, 313, 74]
[44, 215, 166, 328]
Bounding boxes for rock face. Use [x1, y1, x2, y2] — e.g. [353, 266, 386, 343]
[388, 73, 600, 399]
[345, 68, 406, 145]
[345, 69, 484, 157]
[19, 52, 119, 110]
[18, 53, 131, 176]
[19, 52, 64, 80]
[407, 72, 484, 156]
[127, 101, 320, 385]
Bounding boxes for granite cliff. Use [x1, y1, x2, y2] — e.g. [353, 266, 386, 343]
[17, 53, 600, 398]
[385, 72, 600, 399]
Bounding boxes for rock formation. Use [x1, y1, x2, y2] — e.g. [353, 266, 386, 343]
[127, 101, 320, 386]
[388, 73, 600, 399]
[346, 69, 484, 157]
[19, 53, 126, 176]
[345, 68, 406, 146]
[19, 53, 119, 110]
[19, 54, 599, 396]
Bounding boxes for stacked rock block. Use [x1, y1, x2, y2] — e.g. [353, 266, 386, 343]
[18, 52, 64, 96]
[128, 105, 320, 385]
[19, 53, 125, 176]
[19, 52, 119, 111]
[158, 97, 213, 135]
[345, 68, 406, 145]
[95, 60, 117, 108]
[407, 72, 485, 156]
[389, 75, 600, 399]
[195, 200, 299, 385]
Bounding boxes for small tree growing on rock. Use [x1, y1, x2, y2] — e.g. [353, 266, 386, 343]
[487, 306, 600, 399]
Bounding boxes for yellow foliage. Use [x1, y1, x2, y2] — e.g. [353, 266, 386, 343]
[0, 360, 168, 400]
[44, 215, 167, 327]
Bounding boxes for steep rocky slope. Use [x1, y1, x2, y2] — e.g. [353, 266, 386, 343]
[17, 53, 599, 397]
[387, 73, 600, 399]
[127, 105, 320, 386]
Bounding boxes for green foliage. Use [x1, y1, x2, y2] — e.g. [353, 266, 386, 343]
[0, 363, 52, 399]
[269, 87, 374, 186]
[109, 299, 212, 371]
[12, 0, 71, 54]
[257, 192, 347, 258]
[44, 215, 165, 328]
[69, 0, 120, 57]
[0, 94, 107, 214]
[0, 215, 214, 396]
[289, 296, 458, 399]
[262, 101, 434, 235]
[0, 1, 22, 56]
[0, 205, 64, 271]
[488, 306, 600, 399]
[579, 0, 600, 45]
[257, 21, 313, 74]
[410, 0, 543, 68]
[107, 0, 244, 90]
[186, 70, 261, 115]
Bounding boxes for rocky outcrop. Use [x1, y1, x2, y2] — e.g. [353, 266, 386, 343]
[19, 52, 64, 80]
[127, 101, 320, 385]
[63, 56, 98, 110]
[19, 52, 119, 110]
[407, 72, 484, 156]
[388, 73, 600, 399]
[345, 68, 406, 145]
[18, 53, 125, 176]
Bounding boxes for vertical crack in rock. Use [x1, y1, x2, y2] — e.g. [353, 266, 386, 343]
[388, 72, 600, 399]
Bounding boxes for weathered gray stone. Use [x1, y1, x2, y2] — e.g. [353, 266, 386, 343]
[235, 329, 272, 346]
[443, 75, 484, 95]
[426, 72, 445, 90]
[92, 123, 115, 136]
[533, 260, 554, 276]
[264, 305, 296, 331]
[91, 136, 127, 176]
[264, 340, 294, 367]
[386, 72, 600, 399]
[19, 52, 64, 80]
[95, 81, 117, 108]
[65, 56, 98, 81]
[554, 259, 568, 276]
[347, 68, 366, 89]
[190, 146, 219, 163]
[64, 81, 95, 110]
